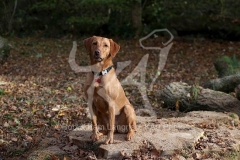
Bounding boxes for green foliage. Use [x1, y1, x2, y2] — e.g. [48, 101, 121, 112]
[13, 0, 134, 37]
[229, 113, 238, 119]
[220, 54, 240, 75]
[191, 84, 200, 101]
[0, 0, 13, 33]
[0, 88, 6, 95]
[3, 113, 13, 120]
[10, 148, 26, 156]
[143, 0, 240, 39]
[1, 0, 240, 38]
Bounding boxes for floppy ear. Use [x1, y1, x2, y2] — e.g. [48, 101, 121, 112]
[83, 37, 94, 54]
[109, 39, 120, 58]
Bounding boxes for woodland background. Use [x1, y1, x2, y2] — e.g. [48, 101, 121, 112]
[1, 0, 240, 39]
[1, 0, 240, 159]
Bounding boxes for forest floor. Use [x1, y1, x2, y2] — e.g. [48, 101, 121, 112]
[0, 35, 240, 159]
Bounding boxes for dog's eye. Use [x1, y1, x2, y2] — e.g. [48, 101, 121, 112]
[93, 42, 97, 45]
[104, 44, 108, 47]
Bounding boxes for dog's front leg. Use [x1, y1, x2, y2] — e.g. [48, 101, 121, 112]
[90, 110, 103, 141]
[87, 87, 102, 141]
[96, 88, 115, 144]
[105, 102, 115, 144]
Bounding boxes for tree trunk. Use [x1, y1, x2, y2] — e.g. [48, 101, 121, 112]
[0, 36, 11, 64]
[204, 73, 240, 93]
[131, 0, 142, 37]
[160, 82, 240, 117]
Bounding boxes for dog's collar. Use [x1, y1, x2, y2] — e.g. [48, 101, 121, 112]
[92, 65, 113, 76]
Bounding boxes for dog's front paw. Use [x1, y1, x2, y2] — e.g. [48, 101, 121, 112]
[90, 132, 103, 141]
[104, 135, 113, 144]
[126, 130, 134, 141]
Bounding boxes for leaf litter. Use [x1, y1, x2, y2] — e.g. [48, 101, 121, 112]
[0, 36, 240, 159]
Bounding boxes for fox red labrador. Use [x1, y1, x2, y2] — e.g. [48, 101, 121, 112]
[83, 36, 136, 144]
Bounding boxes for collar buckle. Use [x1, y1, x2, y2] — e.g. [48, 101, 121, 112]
[102, 69, 108, 75]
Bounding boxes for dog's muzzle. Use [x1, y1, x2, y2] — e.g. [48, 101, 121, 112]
[94, 50, 103, 62]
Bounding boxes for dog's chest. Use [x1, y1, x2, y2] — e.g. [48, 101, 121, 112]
[93, 86, 109, 112]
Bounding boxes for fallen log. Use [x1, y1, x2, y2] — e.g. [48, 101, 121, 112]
[160, 82, 240, 117]
[203, 73, 240, 93]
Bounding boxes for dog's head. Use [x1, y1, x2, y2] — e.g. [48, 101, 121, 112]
[84, 36, 120, 63]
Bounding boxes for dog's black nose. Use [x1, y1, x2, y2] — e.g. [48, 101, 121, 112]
[95, 50, 100, 56]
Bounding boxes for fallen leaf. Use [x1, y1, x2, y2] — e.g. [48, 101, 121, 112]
[25, 135, 33, 142]
[11, 137, 18, 142]
[192, 152, 202, 159]
[150, 149, 160, 158]
[51, 155, 60, 160]
[53, 133, 60, 139]
[3, 122, 9, 127]
[52, 105, 61, 111]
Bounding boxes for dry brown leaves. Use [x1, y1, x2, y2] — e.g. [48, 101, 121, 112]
[0, 36, 240, 159]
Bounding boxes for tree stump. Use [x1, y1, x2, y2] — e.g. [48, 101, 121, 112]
[160, 82, 240, 117]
